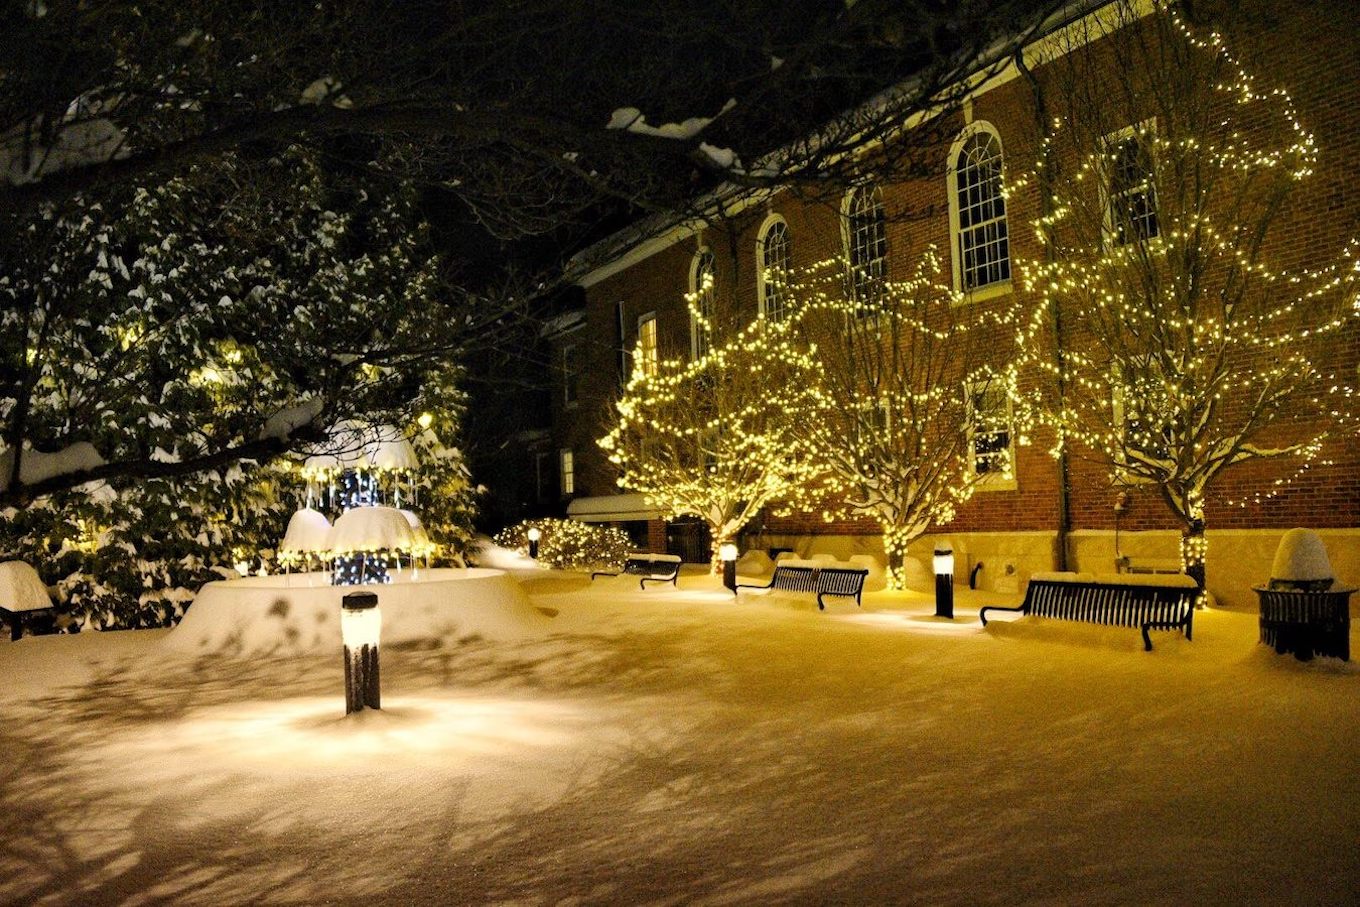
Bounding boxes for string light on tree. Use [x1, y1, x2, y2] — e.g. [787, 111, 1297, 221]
[1008, 0, 1359, 590]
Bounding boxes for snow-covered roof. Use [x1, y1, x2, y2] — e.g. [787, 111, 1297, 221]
[566, 493, 660, 522]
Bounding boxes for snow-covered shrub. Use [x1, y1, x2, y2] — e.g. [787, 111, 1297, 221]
[493, 518, 629, 572]
[0, 464, 292, 629]
[0, 152, 480, 628]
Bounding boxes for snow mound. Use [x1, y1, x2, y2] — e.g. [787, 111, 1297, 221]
[163, 568, 548, 657]
[279, 507, 332, 554]
[1269, 528, 1334, 582]
[0, 441, 106, 492]
[0, 561, 52, 612]
[473, 538, 542, 571]
[328, 506, 415, 553]
[302, 421, 418, 474]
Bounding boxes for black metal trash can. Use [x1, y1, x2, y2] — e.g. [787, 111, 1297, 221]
[1254, 587, 1353, 662]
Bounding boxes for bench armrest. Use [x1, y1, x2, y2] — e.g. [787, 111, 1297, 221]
[979, 603, 1026, 627]
[734, 578, 774, 593]
[590, 570, 620, 581]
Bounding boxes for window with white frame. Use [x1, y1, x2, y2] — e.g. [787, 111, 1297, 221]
[966, 377, 1014, 481]
[756, 215, 791, 322]
[689, 248, 715, 358]
[561, 343, 580, 406]
[1103, 121, 1160, 246]
[559, 448, 575, 495]
[949, 124, 1010, 292]
[635, 312, 658, 377]
[844, 185, 887, 316]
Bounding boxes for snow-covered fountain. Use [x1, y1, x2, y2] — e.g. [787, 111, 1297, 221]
[165, 422, 544, 658]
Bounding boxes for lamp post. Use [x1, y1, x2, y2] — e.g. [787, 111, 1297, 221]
[719, 543, 739, 593]
[933, 546, 955, 619]
[341, 590, 381, 714]
[527, 526, 541, 560]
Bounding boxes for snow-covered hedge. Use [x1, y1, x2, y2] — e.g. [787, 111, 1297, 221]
[493, 519, 630, 572]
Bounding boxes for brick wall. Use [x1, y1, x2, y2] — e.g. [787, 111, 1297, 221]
[564, 0, 1360, 545]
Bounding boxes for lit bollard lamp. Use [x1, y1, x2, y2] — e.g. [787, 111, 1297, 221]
[341, 590, 381, 714]
[933, 546, 955, 619]
[720, 543, 739, 594]
[527, 526, 541, 560]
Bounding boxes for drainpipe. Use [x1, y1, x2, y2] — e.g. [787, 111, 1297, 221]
[1016, 47, 1072, 571]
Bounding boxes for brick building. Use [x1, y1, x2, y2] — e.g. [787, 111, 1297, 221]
[544, 0, 1360, 608]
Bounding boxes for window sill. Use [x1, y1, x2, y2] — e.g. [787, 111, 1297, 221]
[954, 280, 1013, 306]
[972, 473, 1018, 493]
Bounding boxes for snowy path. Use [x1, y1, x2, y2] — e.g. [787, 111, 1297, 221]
[0, 573, 1356, 905]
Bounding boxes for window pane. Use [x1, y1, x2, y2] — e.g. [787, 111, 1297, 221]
[759, 220, 791, 322]
[846, 186, 886, 316]
[954, 131, 1010, 292]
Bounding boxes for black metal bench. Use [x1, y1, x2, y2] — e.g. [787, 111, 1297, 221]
[1255, 586, 1353, 661]
[591, 553, 682, 590]
[736, 564, 869, 610]
[980, 575, 1198, 651]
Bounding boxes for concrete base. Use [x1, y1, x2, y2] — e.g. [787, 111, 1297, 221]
[764, 528, 1360, 612]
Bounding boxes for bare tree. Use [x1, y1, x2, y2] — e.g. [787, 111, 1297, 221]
[0, 0, 1067, 229]
[599, 302, 825, 569]
[1012, 0, 1359, 588]
[795, 249, 1020, 588]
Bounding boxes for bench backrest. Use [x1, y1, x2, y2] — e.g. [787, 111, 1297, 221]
[770, 565, 819, 592]
[1023, 579, 1194, 628]
[817, 567, 870, 596]
[770, 564, 868, 595]
[622, 555, 681, 578]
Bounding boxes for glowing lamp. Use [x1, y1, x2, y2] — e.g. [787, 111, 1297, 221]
[933, 546, 955, 619]
[341, 590, 381, 714]
[719, 543, 739, 593]
[417, 412, 433, 430]
[527, 526, 541, 560]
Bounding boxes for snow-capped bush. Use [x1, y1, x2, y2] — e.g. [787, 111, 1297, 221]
[493, 518, 629, 572]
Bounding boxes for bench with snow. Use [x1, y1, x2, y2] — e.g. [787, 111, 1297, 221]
[979, 572, 1199, 651]
[590, 553, 683, 589]
[735, 563, 869, 610]
[0, 561, 57, 642]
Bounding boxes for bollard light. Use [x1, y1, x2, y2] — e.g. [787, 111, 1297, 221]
[341, 590, 381, 714]
[933, 546, 955, 619]
[527, 526, 541, 560]
[719, 543, 739, 593]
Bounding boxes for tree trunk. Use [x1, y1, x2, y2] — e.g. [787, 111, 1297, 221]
[883, 525, 910, 591]
[1179, 518, 1207, 605]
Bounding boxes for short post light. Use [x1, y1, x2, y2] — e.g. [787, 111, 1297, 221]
[527, 526, 541, 560]
[341, 590, 381, 714]
[933, 545, 955, 619]
[719, 543, 739, 593]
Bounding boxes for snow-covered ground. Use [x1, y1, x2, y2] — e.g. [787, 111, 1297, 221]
[1, 567, 1356, 905]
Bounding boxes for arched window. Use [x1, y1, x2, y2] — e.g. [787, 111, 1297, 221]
[689, 247, 715, 358]
[948, 124, 1010, 293]
[756, 214, 791, 322]
[843, 185, 887, 315]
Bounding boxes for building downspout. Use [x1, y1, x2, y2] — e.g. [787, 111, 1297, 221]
[1016, 47, 1072, 571]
